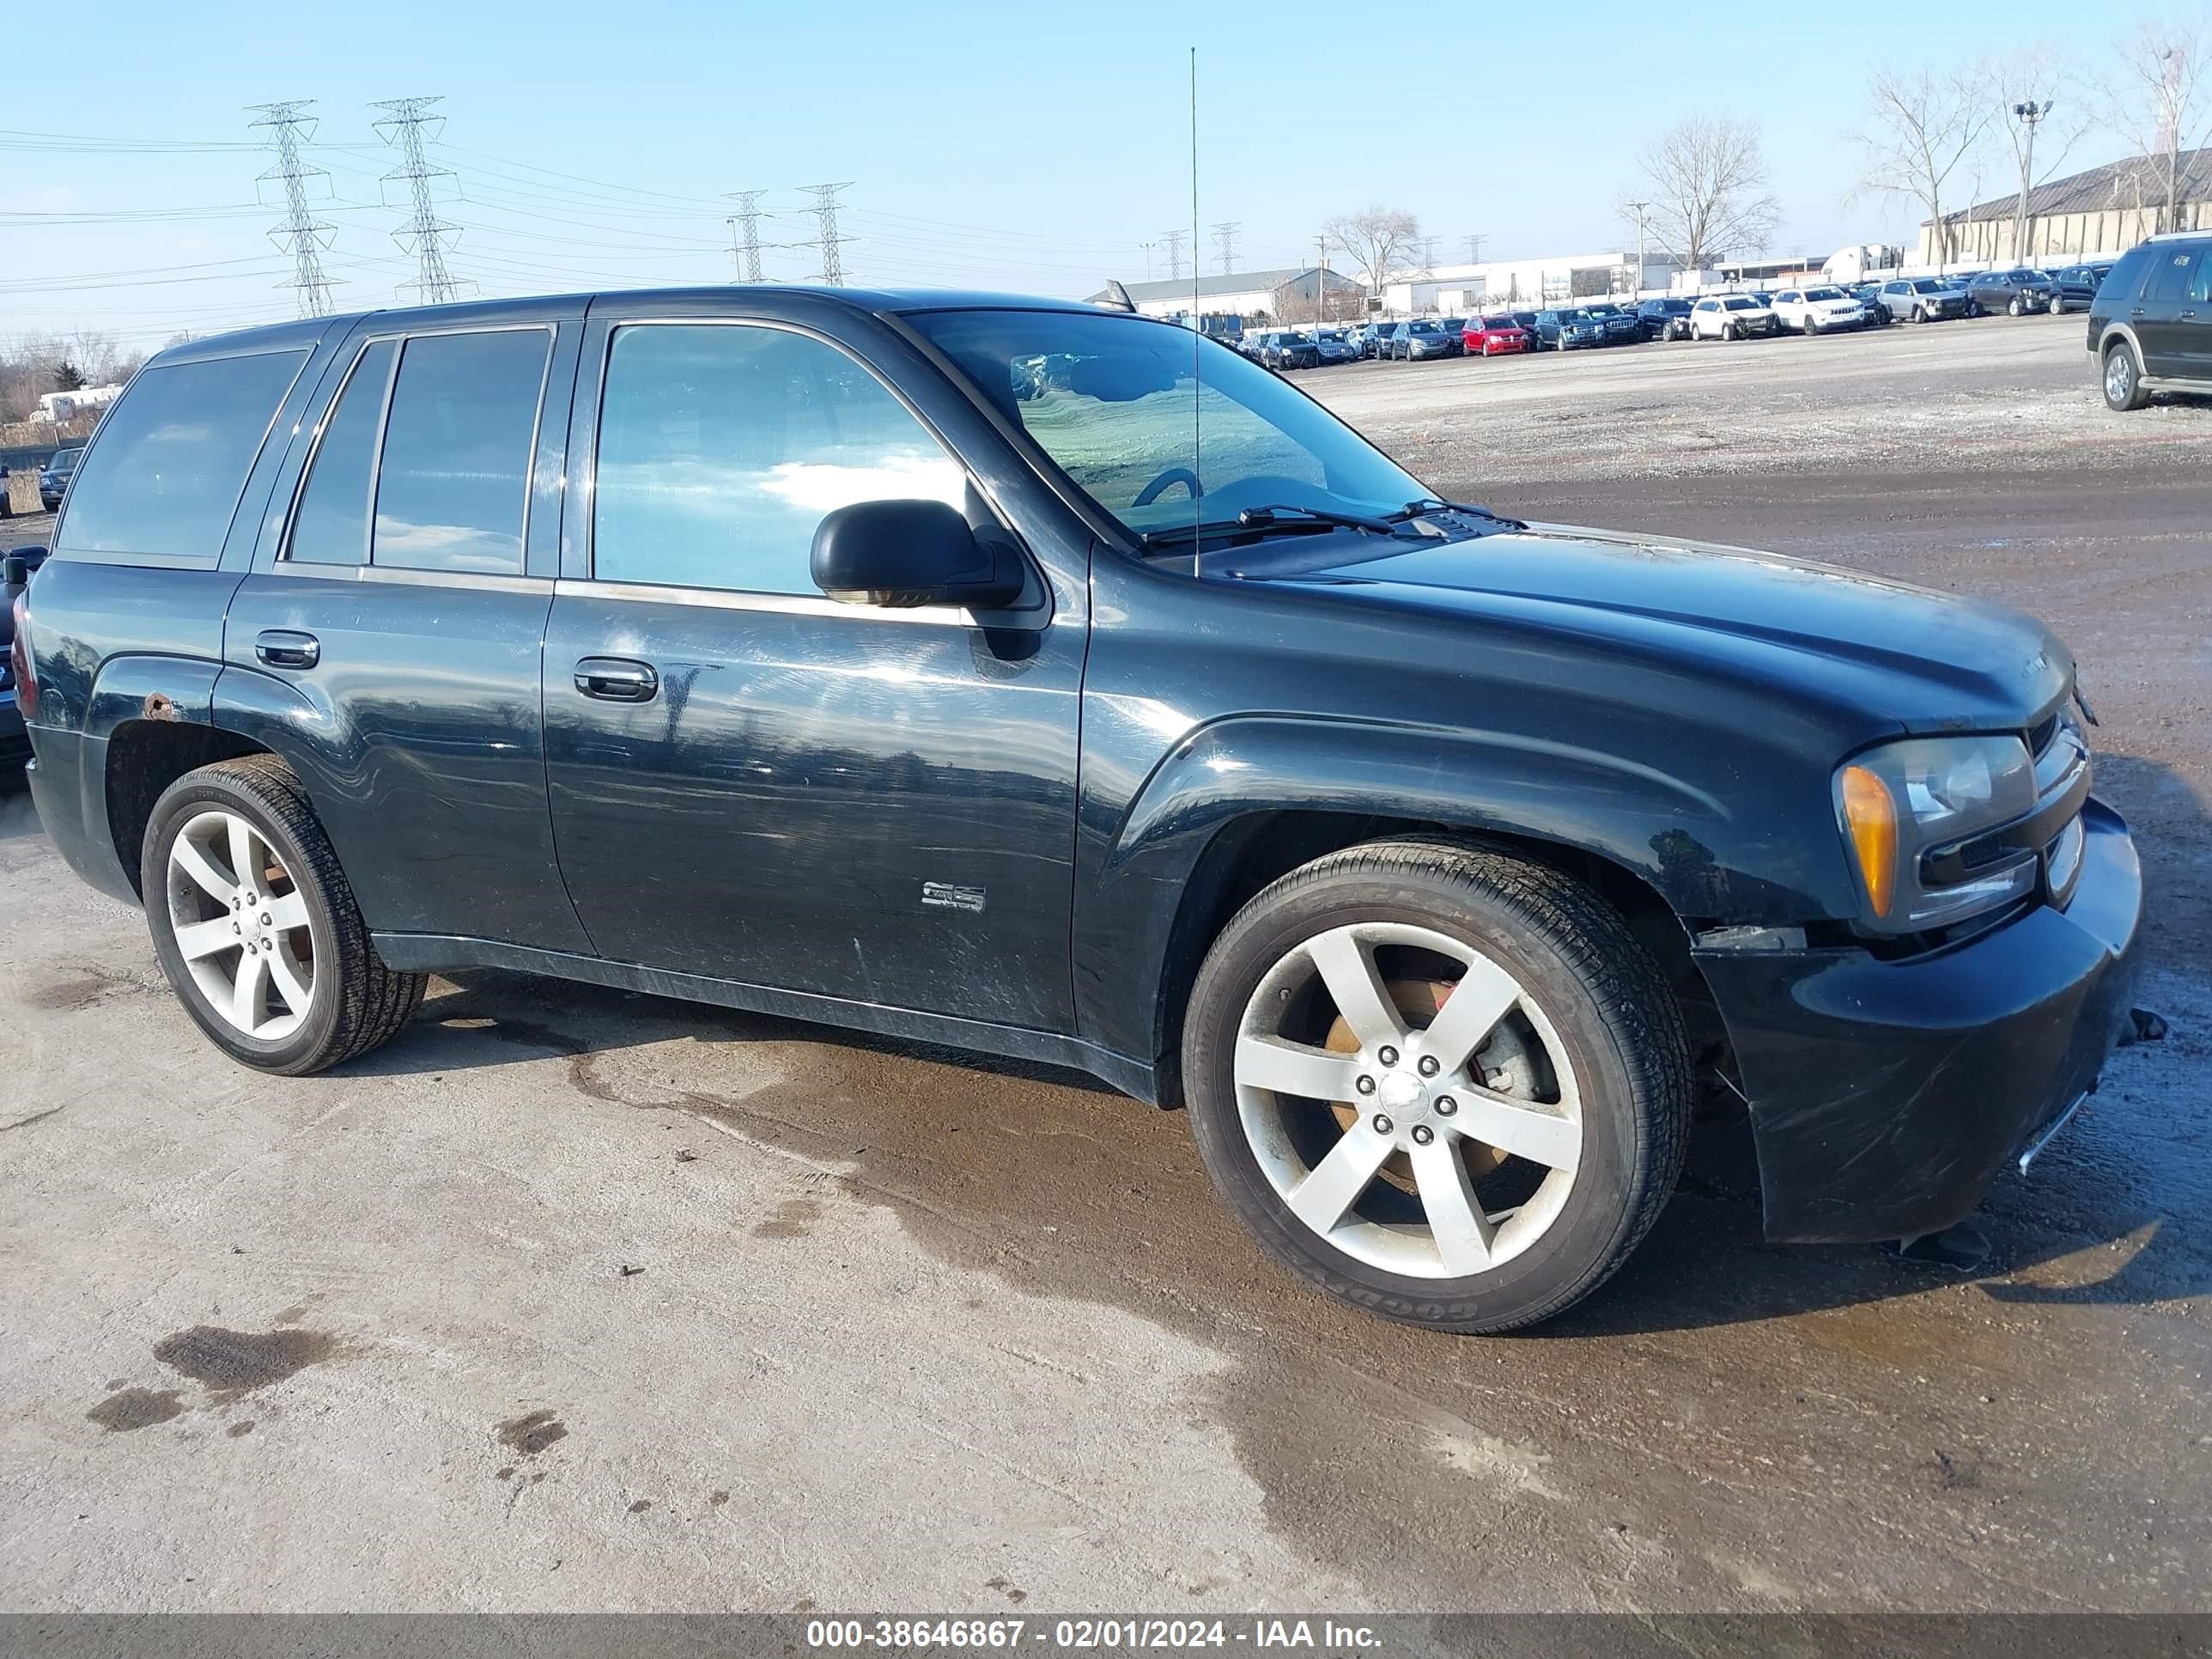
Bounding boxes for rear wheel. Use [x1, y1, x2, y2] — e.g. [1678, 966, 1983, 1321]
[142, 756, 426, 1074]
[2103, 340, 2149, 411]
[2048, 294, 2064, 315]
[1182, 840, 1692, 1333]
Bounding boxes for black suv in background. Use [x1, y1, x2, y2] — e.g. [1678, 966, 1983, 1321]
[11, 286, 2142, 1334]
[2090, 234, 2212, 410]
[39, 447, 83, 513]
[2051, 262, 2116, 313]
[1637, 297, 1695, 340]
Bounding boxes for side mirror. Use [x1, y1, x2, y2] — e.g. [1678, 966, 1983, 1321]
[3, 546, 49, 590]
[811, 500, 1024, 611]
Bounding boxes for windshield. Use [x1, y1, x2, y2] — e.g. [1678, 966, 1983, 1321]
[1408, 320, 1441, 334]
[1480, 315, 1516, 328]
[910, 307, 1424, 540]
[1804, 287, 1844, 301]
[1911, 279, 1947, 293]
[52, 449, 83, 467]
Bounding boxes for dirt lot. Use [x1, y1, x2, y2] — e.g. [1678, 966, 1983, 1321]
[2, 317, 2208, 1613]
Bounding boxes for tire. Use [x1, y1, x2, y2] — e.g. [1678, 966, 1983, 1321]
[2048, 295, 2064, 316]
[2008, 297, 2024, 317]
[1180, 839, 1692, 1334]
[1722, 321, 1738, 342]
[1912, 306, 1929, 324]
[2102, 340, 2149, 412]
[141, 755, 427, 1075]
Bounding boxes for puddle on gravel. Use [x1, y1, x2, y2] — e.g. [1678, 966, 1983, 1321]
[152, 1326, 344, 1400]
[495, 1408, 569, 1456]
[414, 970, 2212, 1608]
[86, 1387, 185, 1433]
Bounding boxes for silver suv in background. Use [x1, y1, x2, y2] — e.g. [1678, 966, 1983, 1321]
[1877, 276, 1971, 323]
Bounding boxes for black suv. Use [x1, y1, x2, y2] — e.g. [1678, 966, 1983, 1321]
[10, 287, 2142, 1334]
[2091, 234, 2212, 410]
[1636, 297, 1695, 341]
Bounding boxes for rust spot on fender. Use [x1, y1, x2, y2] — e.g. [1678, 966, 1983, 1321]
[141, 692, 178, 721]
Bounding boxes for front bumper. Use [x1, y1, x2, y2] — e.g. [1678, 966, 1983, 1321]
[1695, 797, 2143, 1243]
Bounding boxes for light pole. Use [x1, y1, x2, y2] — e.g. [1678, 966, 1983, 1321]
[2012, 100, 2051, 263]
[1624, 200, 1650, 296]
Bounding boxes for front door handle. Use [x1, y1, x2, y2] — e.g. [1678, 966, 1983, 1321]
[254, 629, 319, 670]
[574, 656, 659, 702]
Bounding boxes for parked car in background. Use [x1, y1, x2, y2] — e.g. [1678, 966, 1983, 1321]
[1313, 329, 1358, 366]
[1877, 276, 1971, 323]
[2050, 264, 2115, 314]
[2090, 234, 2212, 411]
[1508, 310, 1543, 342]
[1966, 268, 2063, 317]
[1770, 286, 1869, 335]
[1637, 297, 1696, 341]
[1462, 314, 1531, 356]
[1578, 303, 1644, 346]
[1261, 331, 1322, 370]
[1387, 319, 1455, 361]
[40, 447, 83, 514]
[1, 544, 46, 768]
[14, 287, 2144, 1336]
[1689, 295, 1779, 340]
[1534, 308, 1607, 350]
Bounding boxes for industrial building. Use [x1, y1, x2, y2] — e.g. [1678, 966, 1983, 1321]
[1923, 148, 2212, 267]
[1089, 266, 1368, 326]
[1383, 251, 1681, 314]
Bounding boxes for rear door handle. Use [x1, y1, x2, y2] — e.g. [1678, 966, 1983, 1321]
[574, 656, 659, 702]
[254, 629, 319, 670]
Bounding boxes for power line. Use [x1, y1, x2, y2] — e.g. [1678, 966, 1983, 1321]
[797, 182, 855, 285]
[1161, 228, 1184, 282]
[1211, 220, 1240, 275]
[246, 100, 337, 318]
[726, 189, 770, 282]
[371, 95, 465, 305]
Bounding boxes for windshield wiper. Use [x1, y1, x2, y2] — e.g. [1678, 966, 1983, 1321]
[1393, 495, 1528, 532]
[1138, 503, 1401, 550]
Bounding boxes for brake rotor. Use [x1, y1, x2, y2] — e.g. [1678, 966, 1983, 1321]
[1325, 977, 1528, 1195]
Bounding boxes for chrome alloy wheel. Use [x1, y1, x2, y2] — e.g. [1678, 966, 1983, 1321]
[1232, 922, 1583, 1279]
[165, 809, 316, 1040]
[2106, 348, 2136, 406]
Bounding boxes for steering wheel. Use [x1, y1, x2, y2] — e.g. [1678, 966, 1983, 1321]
[1132, 466, 1201, 508]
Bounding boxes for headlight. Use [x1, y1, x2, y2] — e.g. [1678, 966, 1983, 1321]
[1835, 734, 2039, 930]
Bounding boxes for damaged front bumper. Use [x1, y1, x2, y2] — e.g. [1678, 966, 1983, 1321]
[1694, 797, 2144, 1243]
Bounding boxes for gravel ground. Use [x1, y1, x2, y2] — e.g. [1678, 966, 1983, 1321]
[2, 319, 2208, 1615]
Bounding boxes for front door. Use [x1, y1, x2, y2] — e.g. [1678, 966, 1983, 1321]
[541, 310, 1085, 1032]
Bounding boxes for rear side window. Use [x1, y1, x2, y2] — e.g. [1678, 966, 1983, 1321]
[2145, 247, 2202, 304]
[372, 329, 549, 574]
[2097, 248, 2152, 303]
[592, 323, 968, 596]
[58, 348, 307, 562]
[288, 340, 396, 565]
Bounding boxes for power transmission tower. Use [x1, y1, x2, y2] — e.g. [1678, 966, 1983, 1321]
[1161, 228, 1185, 282]
[1464, 234, 1486, 265]
[1419, 235, 1439, 273]
[246, 100, 337, 318]
[371, 96, 465, 305]
[726, 189, 769, 283]
[1211, 220, 1240, 275]
[798, 182, 855, 285]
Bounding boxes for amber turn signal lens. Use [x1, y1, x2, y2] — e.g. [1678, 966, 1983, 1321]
[1840, 764, 1897, 918]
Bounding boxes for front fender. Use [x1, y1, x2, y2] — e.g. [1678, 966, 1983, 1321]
[1073, 714, 1824, 1069]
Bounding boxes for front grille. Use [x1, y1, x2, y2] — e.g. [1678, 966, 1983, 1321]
[2027, 712, 2060, 758]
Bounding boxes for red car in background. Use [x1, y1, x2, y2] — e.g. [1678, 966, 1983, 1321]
[1462, 314, 1530, 356]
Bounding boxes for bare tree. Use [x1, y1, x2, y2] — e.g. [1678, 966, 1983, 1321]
[1321, 207, 1419, 299]
[1855, 67, 2000, 266]
[1620, 116, 1781, 272]
[2100, 14, 2212, 234]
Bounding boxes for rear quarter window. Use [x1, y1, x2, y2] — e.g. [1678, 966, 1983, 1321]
[57, 348, 308, 563]
[2096, 249, 2152, 305]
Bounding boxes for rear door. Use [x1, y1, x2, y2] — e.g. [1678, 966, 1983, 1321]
[2133, 244, 2202, 376]
[2184, 249, 2212, 379]
[221, 304, 593, 954]
[539, 297, 1085, 1031]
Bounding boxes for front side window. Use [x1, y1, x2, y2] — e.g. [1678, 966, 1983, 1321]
[592, 323, 967, 595]
[288, 340, 396, 566]
[909, 307, 1422, 541]
[57, 349, 307, 562]
[373, 329, 548, 574]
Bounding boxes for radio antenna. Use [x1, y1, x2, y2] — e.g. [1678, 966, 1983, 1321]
[1189, 45, 1203, 574]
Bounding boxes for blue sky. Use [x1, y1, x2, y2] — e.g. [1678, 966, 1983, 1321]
[0, 0, 2137, 344]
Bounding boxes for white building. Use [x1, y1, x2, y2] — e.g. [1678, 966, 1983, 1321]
[1382, 251, 1680, 315]
[37, 384, 124, 423]
[1089, 266, 1368, 325]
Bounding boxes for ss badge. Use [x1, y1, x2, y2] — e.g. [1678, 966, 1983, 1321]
[921, 881, 987, 915]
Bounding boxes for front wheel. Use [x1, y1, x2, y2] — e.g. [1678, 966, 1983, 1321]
[2008, 297, 2024, 317]
[143, 756, 427, 1074]
[2048, 295, 2064, 316]
[1181, 841, 1692, 1333]
[2103, 340, 2149, 411]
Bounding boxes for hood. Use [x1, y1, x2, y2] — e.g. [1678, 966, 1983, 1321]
[1257, 523, 2069, 737]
